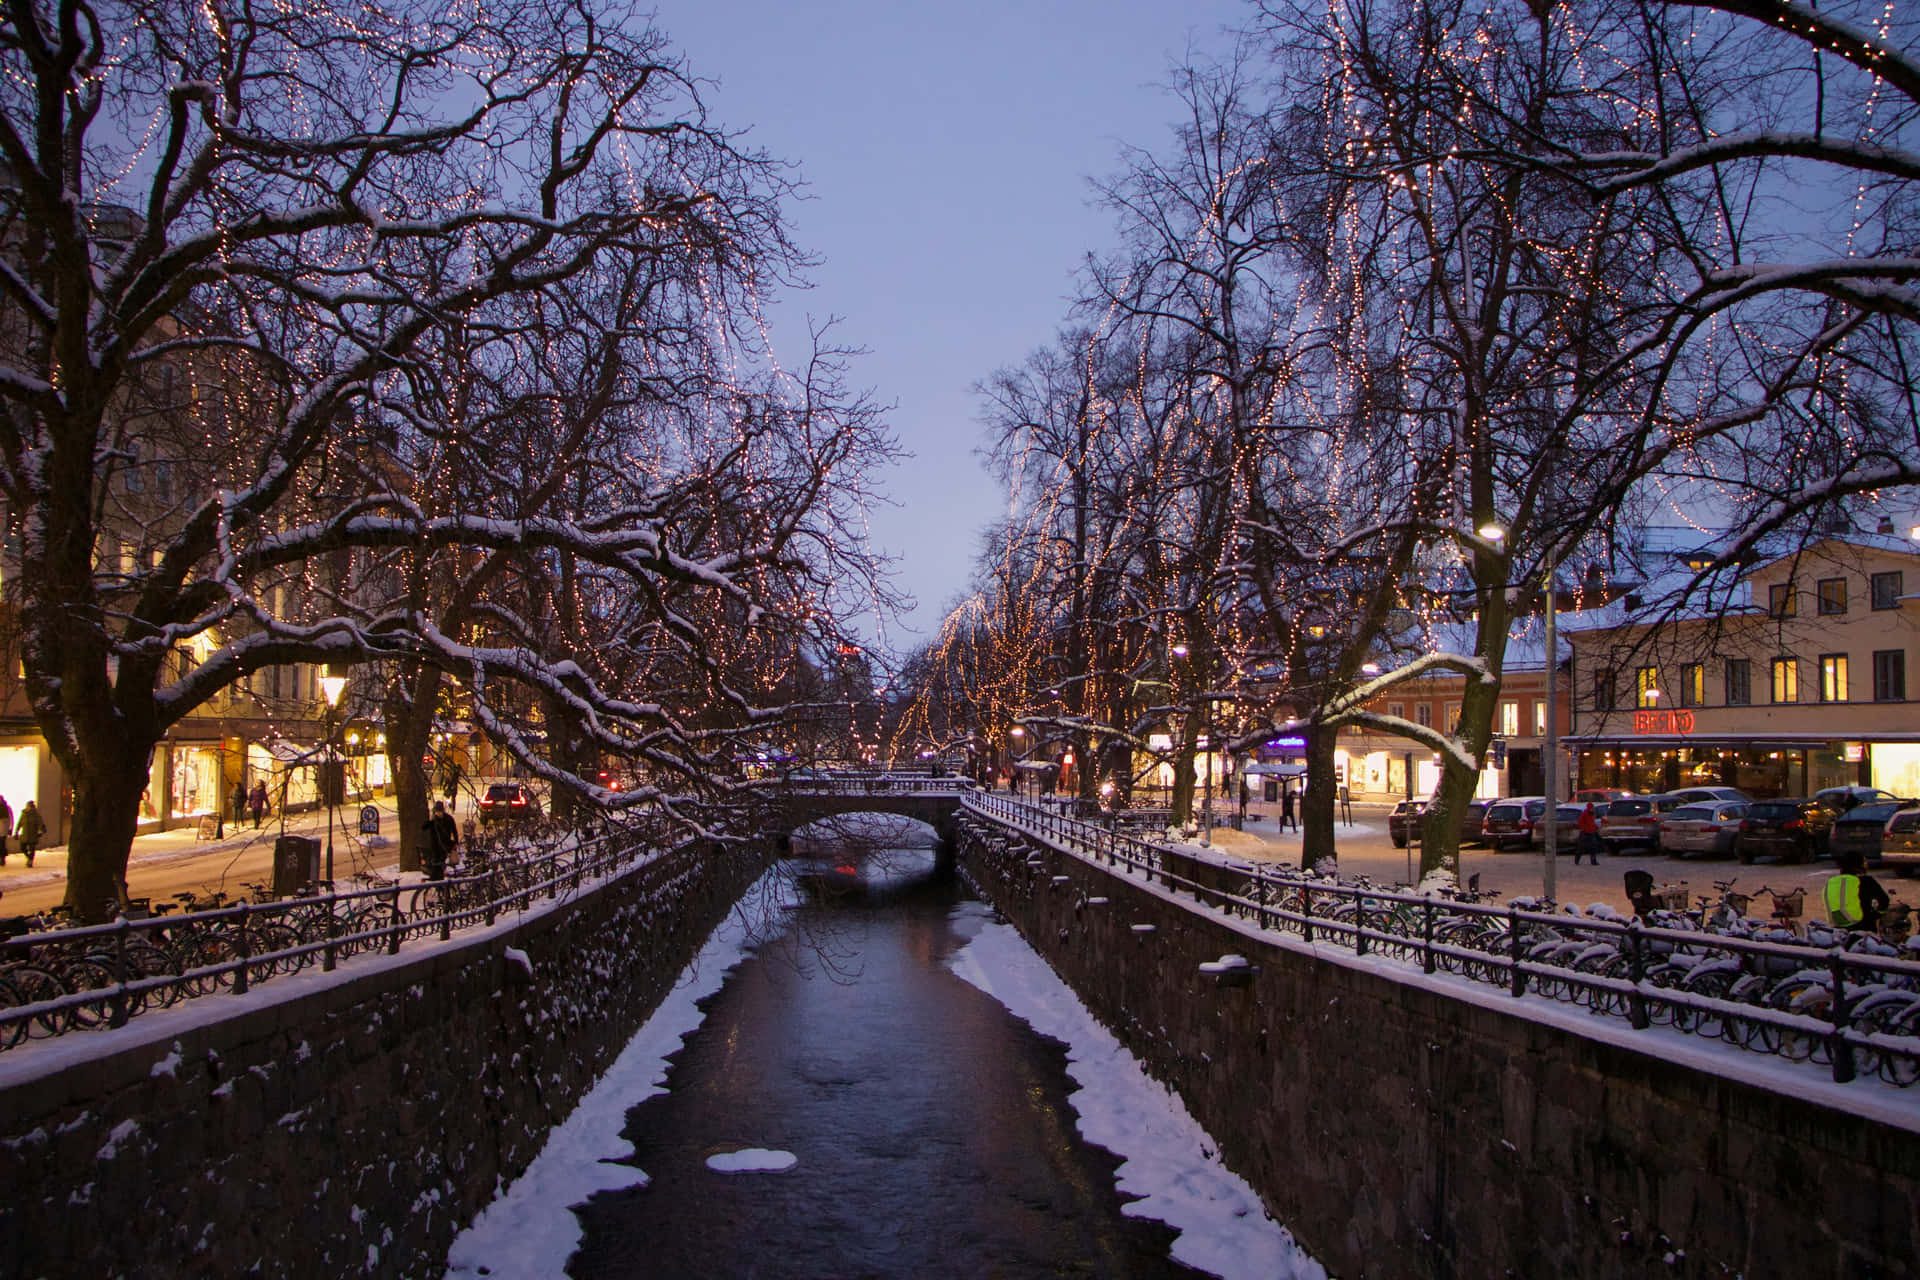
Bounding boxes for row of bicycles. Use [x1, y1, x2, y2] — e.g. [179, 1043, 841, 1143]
[1218, 862, 1920, 1086]
[0, 837, 593, 1051]
[979, 782, 1920, 1089]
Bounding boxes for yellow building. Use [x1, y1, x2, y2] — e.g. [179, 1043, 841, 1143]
[1566, 534, 1920, 799]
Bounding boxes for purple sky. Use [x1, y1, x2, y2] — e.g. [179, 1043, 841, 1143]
[646, 0, 1246, 652]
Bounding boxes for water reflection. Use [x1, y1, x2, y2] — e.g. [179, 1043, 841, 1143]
[568, 847, 1200, 1279]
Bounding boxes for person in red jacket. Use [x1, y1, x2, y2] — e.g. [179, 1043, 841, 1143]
[1574, 802, 1604, 865]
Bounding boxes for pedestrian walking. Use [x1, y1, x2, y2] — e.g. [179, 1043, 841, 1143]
[249, 780, 269, 828]
[1574, 802, 1604, 865]
[1280, 785, 1298, 832]
[0, 794, 14, 864]
[421, 800, 458, 879]
[15, 801, 44, 868]
[230, 779, 249, 829]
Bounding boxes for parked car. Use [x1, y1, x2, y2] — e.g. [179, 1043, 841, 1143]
[1546, 804, 1586, 850]
[1597, 794, 1685, 853]
[477, 782, 541, 823]
[1735, 798, 1833, 864]
[1666, 786, 1752, 807]
[1387, 798, 1489, 848]
[1814, 785, 1905, 814]
[1655, 801, 1749, 859]
[1881, 806, 1920, 877]
[1828, 799, 1906, 867]
[1571, 788, 1633, 806]
[1388, 799, 1424, 848]
[1482, 797, 1549, 850]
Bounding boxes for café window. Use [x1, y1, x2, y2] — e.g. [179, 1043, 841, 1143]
[1874, 650, 1906, 702]
[1724, 658, 1751, 706]
[1771, 657, 1799, 704]
[1873, 571, 1904, 611]
[1819, 653, 1849, 702]
[1677, 663, 1705, 707]
[1635, 667, 1661, 709]
[1498, 701, 1518, 736]
[1817, 578, 1848, 616]
[1768, 583, 1796, 618]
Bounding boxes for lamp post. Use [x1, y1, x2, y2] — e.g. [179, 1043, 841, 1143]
[319, 669, 348, 891]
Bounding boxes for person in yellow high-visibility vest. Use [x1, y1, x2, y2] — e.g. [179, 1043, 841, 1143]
[1825, 848, 1891, 932]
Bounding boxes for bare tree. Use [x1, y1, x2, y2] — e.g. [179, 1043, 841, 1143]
[0, 0, 897, 918]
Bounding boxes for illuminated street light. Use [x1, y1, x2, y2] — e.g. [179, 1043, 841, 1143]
[320, 670, 347, 894]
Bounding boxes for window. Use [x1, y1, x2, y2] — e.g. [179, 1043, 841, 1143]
[1769, 583, 1796, 618]
[1725, 659, 1751, 706]
[1771, 657, 1799, 704]
[1533, 700, 1547, 736]
[1817, 578, 1848, 615]
[1416, 703, 1432, 728]
[1874, 650, 1907, 702]
[1593, 670, 1616, 710]
[1386, 701, 1404, 723]
[1498, 701, 1519, 736]
[1874, 571, 1904, 610]
[1635, 667, 1662, 709]
[155, 462, 171, 501]
[123, 444, 141, 493]
[1444, 702, 1461, 733]
[1819, 653, 1849, 702]
[1677, 663, 1705, 708]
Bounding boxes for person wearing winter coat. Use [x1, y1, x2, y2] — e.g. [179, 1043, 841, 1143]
[231, 780, 249, 828]
[0, 795, 13, 864]
[421, 800, 458, 880]
[249, 780, 269, 829]
[15, 801, 44, 868]
[1574, 803, 1604, 865]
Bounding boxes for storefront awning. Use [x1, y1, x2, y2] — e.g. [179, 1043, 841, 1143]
[258, 740, 320, 763]
[1242, 762, 1307, 776]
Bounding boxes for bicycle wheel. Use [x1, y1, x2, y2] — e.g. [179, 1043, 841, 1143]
[3, 964, 69, 1038]
[175, 931, 242, 994]
[58, 958, 120, 1028]
[249, 922, 301, 979]
[348, 901, 403, 953]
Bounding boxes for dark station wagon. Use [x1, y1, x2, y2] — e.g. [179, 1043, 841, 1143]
[1828, 799, 1907, 868]
[1735, 798, 1833, 864]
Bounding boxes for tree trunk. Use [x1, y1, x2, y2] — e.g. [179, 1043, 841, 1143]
[386, 676, 442, 873]
[60, 740, 151, 921]
[1301, 726, 1339, 869]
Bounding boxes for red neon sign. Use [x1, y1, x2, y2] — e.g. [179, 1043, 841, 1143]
[1633, 709, 1695, 735]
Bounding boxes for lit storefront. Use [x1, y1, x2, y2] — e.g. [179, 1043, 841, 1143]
[1570, 712, 1873, 799]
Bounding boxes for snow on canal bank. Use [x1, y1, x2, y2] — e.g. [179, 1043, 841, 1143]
[947, 901, 1326, 1280]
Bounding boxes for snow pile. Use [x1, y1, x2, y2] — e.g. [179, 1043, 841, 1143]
[705, 1148, 797, 1174]
[949, 911, 1325, 1280]
[503, 946, 533, 978]
[1413, 868, 1456, 897]
[444, 874, 791, 1279]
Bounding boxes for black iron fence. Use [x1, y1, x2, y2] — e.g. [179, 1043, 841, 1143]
[964, 791, 1920, 1088]
[0, 821, 681, 1051]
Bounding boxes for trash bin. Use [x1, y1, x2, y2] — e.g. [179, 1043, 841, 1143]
[272, 835, 321, 897]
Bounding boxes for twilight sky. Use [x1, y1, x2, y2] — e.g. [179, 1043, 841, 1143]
[646, 0, 1248, 653]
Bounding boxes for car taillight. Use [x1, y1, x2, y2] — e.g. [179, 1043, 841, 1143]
[1740, 819, 1753, 832]
[1784, 818, 1803, 830]
[1702, 824, 1720, 833]
[512, 797, 526, 807]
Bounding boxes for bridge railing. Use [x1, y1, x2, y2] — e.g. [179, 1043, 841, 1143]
[0, 816, 689, 1053]
[781, 774, 974, 797]
[963, 791, 1920, 1089]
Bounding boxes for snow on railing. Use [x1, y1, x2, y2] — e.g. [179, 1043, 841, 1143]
[961, 791, 1920, 1089]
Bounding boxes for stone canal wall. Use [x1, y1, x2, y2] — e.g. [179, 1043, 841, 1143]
[0, 839, 768, 1280]
[959, 816, 1920, 1280]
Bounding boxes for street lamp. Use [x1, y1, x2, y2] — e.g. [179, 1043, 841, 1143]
[319, 668, 348, 891]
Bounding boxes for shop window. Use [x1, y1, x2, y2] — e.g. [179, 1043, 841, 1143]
[1817, 578, 1848, 616]
[1874, 650, 1906, 702]
[1725, 658, 1751, 706]
[1498, 701, 1518, 736]
[1819, 653, 1849, 702]
[1771, 657, 1799, 704]
[1635, 667, 1661, 708]
[1593, 670, 1616, 710]
[1769, 583, 1796, 618]
[1677, 663, 1705, 708]
[1873, 571, 1904, 611]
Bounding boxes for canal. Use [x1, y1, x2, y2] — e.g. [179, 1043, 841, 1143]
[448, 838, 1322, 1280]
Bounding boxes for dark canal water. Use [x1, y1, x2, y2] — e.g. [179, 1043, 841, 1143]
[566, 853, 1204, 1279]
